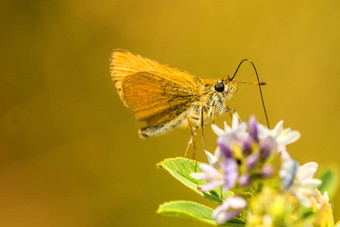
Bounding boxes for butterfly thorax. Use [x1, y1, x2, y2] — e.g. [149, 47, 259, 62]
[183, 78, 238, 128]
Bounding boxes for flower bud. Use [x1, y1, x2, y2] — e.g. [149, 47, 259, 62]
[248, 115, 259, 143]
[260, 139, 273, 161]
[242, 135, 252, 156]
[259, 165, 274, 179]
[218, 137, 232, 158]
[239, 174, 251, 187]
[246, 153, 260, 171]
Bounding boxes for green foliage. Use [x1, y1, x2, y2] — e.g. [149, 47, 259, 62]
[317, 167, 339, 200]
[157, 200, 245, 226]
[158, 157, 232, 204]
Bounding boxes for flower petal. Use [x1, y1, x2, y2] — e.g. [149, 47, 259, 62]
[190, 172, 206, 180]
[215, 210, 240, 224]
[257, 123, 270, 139]
[191, 163, 225, 192]
[277, 131, 301, 146]
[223, 158, 238, 191]
[280, 150, 291, 162]
[271, 120, 284, 136]
[204, 150, 218, 165]
[199, 163, 222, 179]
[199, 181, 224, 192]
[232, 114, 239, 129]
[299, 178, 322, 189]
[228, 196, 247, 209]
[212, 124, 225, 136]
[235, 122, 247, 135]
[218, 136, 233, 158]
[212, 196, 247, 224]
[293, 190, 312, 207]
[296, 162, 318, 181]
[224, 121, 231, 131]
[213, 147, 224, 168]
[280, 159, 299, 189]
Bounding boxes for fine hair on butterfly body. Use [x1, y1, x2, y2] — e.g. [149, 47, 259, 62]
[110, 49, 268, 157]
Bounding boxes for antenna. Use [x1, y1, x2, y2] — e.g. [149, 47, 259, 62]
[231, 59, 270, 128]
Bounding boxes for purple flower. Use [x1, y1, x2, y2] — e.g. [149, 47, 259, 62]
[213, 196, 247, 224]
[195, 115, 303, 201]
[248, 115, 259, 143]
[224, 158, 238, 191]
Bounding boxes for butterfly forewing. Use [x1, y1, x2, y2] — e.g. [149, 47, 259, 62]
[110, 49, 202, 97]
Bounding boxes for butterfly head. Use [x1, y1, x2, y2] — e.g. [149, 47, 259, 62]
[213, 78, 237, 101]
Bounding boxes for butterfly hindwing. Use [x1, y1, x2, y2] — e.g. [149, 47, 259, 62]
[121, 71, 199, 126]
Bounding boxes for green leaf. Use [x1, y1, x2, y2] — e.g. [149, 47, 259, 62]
[317, 167, 339, 200]
[158, 157, 233, 204]
[157, 200, 245, 226]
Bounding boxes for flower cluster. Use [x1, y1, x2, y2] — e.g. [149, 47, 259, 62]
[190, 115, 334, 226]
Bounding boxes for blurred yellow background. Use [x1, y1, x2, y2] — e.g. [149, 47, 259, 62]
[1, 0, 339, 226]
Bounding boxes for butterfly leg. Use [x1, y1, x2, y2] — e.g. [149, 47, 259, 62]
[201, 106, 206, 152]
[184, 118, 197, 159]
[211, 104, 217, 124]
[226, 107, 242, 122]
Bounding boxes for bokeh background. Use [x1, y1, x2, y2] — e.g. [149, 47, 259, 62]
[1, 0, 339, 226]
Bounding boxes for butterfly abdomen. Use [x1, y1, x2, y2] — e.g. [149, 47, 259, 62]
[138, 111, 189, 138]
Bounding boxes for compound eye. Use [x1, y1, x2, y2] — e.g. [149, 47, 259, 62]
[214, 81, 224, 92]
